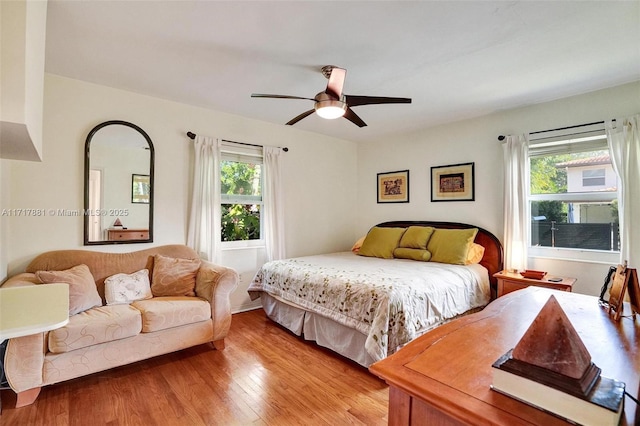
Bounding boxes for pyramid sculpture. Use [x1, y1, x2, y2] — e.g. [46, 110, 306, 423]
[512, 295, 591, 379]
[492, 295, 626, 424]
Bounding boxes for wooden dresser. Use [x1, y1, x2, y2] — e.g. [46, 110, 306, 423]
[107, 228, 149, 241]
[369, 287, 639, 425]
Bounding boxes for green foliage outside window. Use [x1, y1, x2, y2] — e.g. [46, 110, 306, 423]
[531, 200, 566, 223]
[610, 199, 619, 223]
[220, 160, 261, 241]
[221, 204, 260, 241]
[530, 155, 569, 195]
[530, 154, 570, 222]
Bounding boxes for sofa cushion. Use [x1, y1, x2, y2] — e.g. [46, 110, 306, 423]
[25, 245, 202, 302]
[36, 264, 102, 315]
[48, 304, 142, 354]
[132, 297, 211, 333]
[151, 254, 200, 297]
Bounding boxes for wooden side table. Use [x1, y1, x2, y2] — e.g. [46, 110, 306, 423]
[493, 270, 576, 297]
[369, 287, 639, 426]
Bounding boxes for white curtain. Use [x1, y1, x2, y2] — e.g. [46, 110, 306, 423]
[187, 135, 222, 263]
[263, 146, 286, 261]
[502, 134, 529, 272]
[606, 114, 640, 267]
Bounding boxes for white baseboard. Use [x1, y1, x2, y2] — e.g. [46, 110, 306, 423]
[232, 300, 262, 314]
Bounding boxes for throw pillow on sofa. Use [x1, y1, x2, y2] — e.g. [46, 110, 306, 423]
[104, 269, 153, 305]
[36, 264, 102, 315]
[151, 254, 201, 297]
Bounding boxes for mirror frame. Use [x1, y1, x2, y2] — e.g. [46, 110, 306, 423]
[84, 120, 155, 245]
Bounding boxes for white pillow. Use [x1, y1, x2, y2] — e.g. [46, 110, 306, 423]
[104, 269, 152, 305]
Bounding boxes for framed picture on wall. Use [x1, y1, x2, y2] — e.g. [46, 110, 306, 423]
[131, 174, 151, 204]
[431, 162, 475, 202]
[377, 170, 409, 203]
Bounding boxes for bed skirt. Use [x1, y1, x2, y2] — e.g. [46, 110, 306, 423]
[260, 293, 482, 368]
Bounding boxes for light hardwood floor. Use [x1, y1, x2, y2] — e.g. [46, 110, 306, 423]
[0, 309, 389, 425]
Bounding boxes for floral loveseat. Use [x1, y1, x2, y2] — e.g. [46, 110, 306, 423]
[1, 244, 238, 407]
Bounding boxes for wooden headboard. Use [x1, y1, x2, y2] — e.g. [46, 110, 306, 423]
[376, 221, 504, 293]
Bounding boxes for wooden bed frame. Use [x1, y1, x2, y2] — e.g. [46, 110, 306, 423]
[376, 221, 504, 297]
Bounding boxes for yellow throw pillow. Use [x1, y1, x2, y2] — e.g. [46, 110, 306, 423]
[399, 226, 435, 249]
[465, 243, 485, 265]
[351, 236, 366, 253]
[393, 248, 432, 262]
[151, 254, 201, 297]
[358, 227, 407, 259]
[427, 228, 478, 265]
[36, 264, 102, 315]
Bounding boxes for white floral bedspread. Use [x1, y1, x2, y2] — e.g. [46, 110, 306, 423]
[248, 252, 490, 362]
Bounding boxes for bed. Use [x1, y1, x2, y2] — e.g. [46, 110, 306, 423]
[248, 221, 503, 367]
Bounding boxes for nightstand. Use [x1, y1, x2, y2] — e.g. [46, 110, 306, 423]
[493, 270, 576, 297]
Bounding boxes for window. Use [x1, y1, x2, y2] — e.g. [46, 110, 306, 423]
[220, 143, 263, 243]
[528, 129, 619, 252]
[582, 168, 606, 186]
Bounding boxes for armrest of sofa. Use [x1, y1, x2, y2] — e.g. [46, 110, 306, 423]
[194, 261, 239, 344]
[1, 273, 49, 392]
[5, 333, 47, 393]
[1, 272, 40, 288]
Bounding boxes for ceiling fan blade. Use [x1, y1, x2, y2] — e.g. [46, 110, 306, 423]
[345, 95, 412, 107]
[286, 109, 315, 126]
[325, 67, 347, 99]
[252, 94, 315, 101]
[343, 107, 367, 128]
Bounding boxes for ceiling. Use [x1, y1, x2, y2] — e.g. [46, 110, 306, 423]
[44, 1, 640, 143]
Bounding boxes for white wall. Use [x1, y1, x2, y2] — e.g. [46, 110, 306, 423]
[0, 0, 47, 161]
[356, 81, 640, 296]
[4, 74, 358, 312]
[0, 159, 8, 281]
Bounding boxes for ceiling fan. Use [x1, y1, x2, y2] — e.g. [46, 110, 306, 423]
[251, 65, 411, 127]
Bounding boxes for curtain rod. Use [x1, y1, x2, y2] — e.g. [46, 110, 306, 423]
[186, 131, 288, 152]
[497, 119, 614, 141]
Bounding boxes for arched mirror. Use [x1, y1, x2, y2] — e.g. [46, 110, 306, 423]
[84, 120, 154, 245]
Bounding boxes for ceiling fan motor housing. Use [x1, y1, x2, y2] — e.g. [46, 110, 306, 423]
[314, 92, 347, 119]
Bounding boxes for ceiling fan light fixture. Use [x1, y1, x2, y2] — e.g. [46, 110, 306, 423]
[315, 99, 347, 119]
